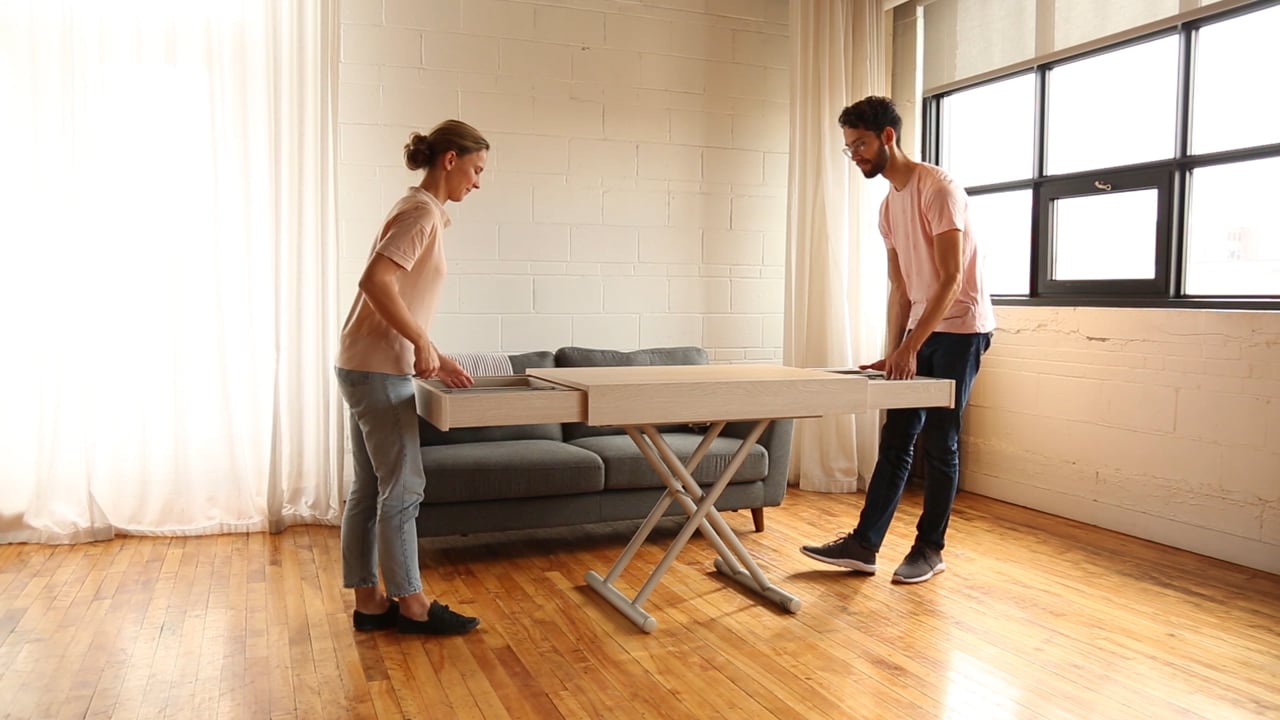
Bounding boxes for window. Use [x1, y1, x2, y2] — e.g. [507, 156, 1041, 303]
[1037, 170, 1171, 296]
[1185, 156, 1280, 296]
[938, 76, 1035, 296]
[1044, 36, 1179, 175]
[940, 74, 1035, 186]
[1191, 4, 1280, 154]
[969, 190, 1032, 296]
[925, 0, 1280, 308]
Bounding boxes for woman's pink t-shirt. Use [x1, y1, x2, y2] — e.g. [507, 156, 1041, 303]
[878, 163, 997, 334]
[336, 187, 450, 375]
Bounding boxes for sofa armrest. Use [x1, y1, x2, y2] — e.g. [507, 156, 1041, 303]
[721, 418, 793, 507]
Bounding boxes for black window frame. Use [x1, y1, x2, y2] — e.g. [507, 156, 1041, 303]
[923, 0, 1280, 311]
[1037, 168, 1173, 297]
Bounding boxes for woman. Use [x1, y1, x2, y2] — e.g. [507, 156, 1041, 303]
[334, 119, 487, 634]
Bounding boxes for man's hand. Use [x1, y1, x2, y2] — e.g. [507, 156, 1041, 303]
[412, 340, 441, 379]
[435, 354, 474, 389]
[859, 343, 918, 380]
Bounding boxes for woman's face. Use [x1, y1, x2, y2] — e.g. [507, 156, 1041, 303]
[444, 149, 486, 203]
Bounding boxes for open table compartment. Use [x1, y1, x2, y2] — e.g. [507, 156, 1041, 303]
[413, 375, 587, 430]
[817, 368, 955, 410]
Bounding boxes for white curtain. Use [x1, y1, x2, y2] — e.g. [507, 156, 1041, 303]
[0, 0, 344, 543]
[785, 0, 888, 492]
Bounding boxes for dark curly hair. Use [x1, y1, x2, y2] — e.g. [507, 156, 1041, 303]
[838, 96, 902, 148]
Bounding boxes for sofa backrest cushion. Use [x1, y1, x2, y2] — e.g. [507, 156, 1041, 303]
[418, 350, 563, 447]
[554, 346, 708, 441]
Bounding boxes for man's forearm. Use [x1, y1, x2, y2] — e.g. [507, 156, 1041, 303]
[885, 286, 911, 354]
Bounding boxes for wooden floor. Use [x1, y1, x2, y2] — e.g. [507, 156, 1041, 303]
[1, 489, 1278, 720]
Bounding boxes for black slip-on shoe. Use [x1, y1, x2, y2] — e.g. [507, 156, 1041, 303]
[397, 600, 480, 636]
[353, 600, 400, 632]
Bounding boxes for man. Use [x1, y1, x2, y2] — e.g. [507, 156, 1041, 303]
[801, 96, 995, 584]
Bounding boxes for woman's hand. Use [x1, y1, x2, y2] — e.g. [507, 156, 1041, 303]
[435, 354, 474, 389]
[413, 340, 440, 379]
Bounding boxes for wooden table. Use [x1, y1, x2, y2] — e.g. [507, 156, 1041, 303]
[415, 364, 954, 632]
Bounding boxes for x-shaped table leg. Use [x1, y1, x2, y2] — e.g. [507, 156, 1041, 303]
[584, 419, 801, 632]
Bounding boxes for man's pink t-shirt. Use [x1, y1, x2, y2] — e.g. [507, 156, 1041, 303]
[336, 187, 450, 376]
[879, 163, 996, 335]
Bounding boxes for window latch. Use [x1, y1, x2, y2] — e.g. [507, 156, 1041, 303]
[1094, 180, 1113, 191]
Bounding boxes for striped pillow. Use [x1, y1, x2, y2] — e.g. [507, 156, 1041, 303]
[447, 351, 514, 377]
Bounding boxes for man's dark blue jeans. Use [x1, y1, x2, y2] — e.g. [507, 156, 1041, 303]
[851, 331, 992, 553]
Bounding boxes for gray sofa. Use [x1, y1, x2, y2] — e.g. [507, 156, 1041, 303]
[414, 346, 794, 538]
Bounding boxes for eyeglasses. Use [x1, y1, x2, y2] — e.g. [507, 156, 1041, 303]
[841, 138, 873, 159]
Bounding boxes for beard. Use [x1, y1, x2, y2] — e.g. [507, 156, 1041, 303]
[858, 144, 889, 179]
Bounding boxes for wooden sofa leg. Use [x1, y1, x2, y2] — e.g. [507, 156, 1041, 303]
[751, 507, 764, 532]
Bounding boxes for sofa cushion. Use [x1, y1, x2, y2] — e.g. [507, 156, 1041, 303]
[422, 439, 604, 503]
[568, 432, 768, 491]
[554, 346, 709, 441]
[554, 345, 708, 368]
[507, 350, 556, 374]
[419, 350, 563, 447]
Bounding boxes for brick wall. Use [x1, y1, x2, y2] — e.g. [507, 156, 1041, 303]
[336, 0, 789, 361]
[965, 306, 1280, 574]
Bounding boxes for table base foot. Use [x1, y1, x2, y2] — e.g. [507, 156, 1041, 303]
[713, 558, 802, 613]
[585, 570, 658, 633]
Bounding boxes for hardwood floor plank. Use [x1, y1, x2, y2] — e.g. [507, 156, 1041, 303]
[2, 489, 1277, 720]
[773, 498, 1186, 718]
[281, 530, 324, 720]
[44, 542, 126, 719]
[236, 532, 273, 719]
[326, 613, 379, 720]
[82, 538, 164, 719]
[365, 678, 405, 719]
[111, 538, 181, 720]
[376, 632, 440, 718]
[294, 528, 352, 720]
[167, 534, 219, 719]
[264, 536, 298, 719]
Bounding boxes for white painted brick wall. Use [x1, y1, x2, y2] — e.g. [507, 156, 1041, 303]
[338, 1, 784, 357]
[640, 314, 703, 347]
[603, 277, 669, 313]
[638, 227, 701, 264]
[501, 314, 571, 351]
[535, 276, 603, 313]
[574, 315, 640, 350]
[965, 307, 1280, 574]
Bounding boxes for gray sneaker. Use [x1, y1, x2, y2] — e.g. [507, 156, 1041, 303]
[800, 534, 877, 573]
[892, 546, 945, 584]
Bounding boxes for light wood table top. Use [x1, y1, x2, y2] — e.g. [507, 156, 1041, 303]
[526, 364, 868, 426]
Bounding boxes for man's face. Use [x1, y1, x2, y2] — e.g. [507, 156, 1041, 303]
[843, 127, 889, 179]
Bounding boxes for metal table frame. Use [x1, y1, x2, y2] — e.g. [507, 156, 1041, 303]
[584, 420, 800, 633]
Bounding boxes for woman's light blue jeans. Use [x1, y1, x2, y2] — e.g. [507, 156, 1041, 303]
[334, 367, 424, 598]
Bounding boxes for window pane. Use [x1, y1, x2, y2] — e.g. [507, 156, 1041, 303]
[941, 75, 1035, 186]
[969, 190, 1031, 295]
[1191, 4, 1280, 154]
[1052, 190, 1158, 280]
[1185, 157, 1280, 297]
[1046, 36, 1179, 175]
